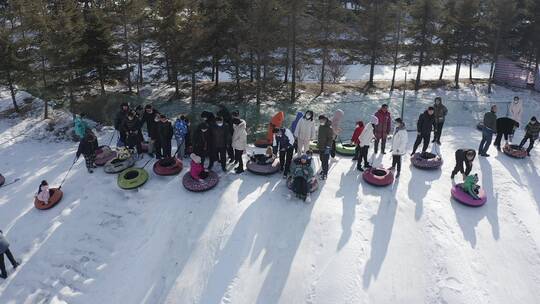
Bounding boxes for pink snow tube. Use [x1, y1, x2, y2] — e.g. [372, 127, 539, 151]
[451, 183, 487, 207]
[362, 168, 394, 187]
[411, 152, 443, 169]
[95, 146, 117, 166]
[503, 144, 527, 159]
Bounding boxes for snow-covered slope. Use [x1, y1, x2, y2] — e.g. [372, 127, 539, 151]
[1, 113, 540, 303]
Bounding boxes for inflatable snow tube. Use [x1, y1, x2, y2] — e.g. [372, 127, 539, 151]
[287, 176, 319, 193]
[117, 168, 149, 190]
[182, 171, 219, 192]
[0, 174, 4, 187]
[411, 152, 443, 169]
[451, 183, 487, 207]
[336, 142, 356, 156]
[503, 144, 527, 159]
[153, 157, 183, 176]
[246, 158, 280, 175]
[34, 188, 63, 210]
[96, 145, 110, 155]
[95, 147, 117, 166]
[309, 140, 319, 153]
[362, 168, 394, 187]
[254, 138, 271, 148]
[104, 156, 136, 174]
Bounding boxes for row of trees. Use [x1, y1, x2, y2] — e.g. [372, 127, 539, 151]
[1, 0, 539, 115]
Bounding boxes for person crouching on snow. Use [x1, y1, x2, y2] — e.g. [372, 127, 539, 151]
[451, 149, 476, 180]
[0, 230, 19, 279]
[76, 129, 98, 173]
[462, 174, 481, 200]
[290, 154, 314, 201]
[190, 153, 208, 182]
[519, 116, 540, 156]
[389, 118, 408, 178]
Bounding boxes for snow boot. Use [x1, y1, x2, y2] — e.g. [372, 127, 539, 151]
[87, 168, 94, 174]
[235, 168, 244, 174]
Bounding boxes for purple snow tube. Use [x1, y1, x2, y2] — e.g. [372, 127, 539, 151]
[411, 152, 443, 169]
[287, 176, 319, 193]
[246, 159, 280, 175]
[362, 168, 394, 187]
[182, 171, 219, 192]
[95, 147, 117, 166]
[451, 183, 487, 207]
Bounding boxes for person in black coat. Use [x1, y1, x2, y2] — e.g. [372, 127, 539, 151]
[0, 230, 19, 279]
[451, 149, 476, 180]
[122, 111, 144, 158]
[193, 122, 210, 164]
[76, 129, 99, 173]
[217, 105, 235, 163]
[141, 105, 160, 157]
[411, 107, 435, 155]
[209, 116, 231, 171]
[157, 114, 174, 159]
[493, 117, 519, 150]
[114, 102, 130, 146]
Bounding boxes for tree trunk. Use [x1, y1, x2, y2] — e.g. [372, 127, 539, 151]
[454, 53, 462, 88]
[256, 52, 261, 105]
[284, 15, 290, 84]
[439, 57, 446, 80]
[99, 64, 106, 95]
[469, 54, 473, 81]
[320, 47, 327, 93]
[415, 49, 424, 90]
[137, 23, 144, 93]
[123, 20, 132, 93]
[290, 5, 297, 103]
[191, 60, 196, 104]
[368, 49, 376, 88]
[7, 69, 20, 113]
[235, 47, 241, 101]
[390, 10, 402, 92]
[214, 57, 219, 87]
[250, 50, 254, 82]
[41, 54, 48, 119]
[488, 26, 501, 94]
[165, 52, 172, 83]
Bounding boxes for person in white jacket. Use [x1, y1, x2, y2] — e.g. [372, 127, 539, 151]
[389, 118, 408, 177]
[294, 111, 316, 157]
[509, 96, 523, 126]
[356, 116, 377, 171]
[232, 118, 247, 174]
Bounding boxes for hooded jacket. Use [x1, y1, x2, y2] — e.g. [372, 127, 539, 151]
[374, 109, 391, 139]
[417, 111, 435, 134]
[433, 102, 448, 124]
[496, 117, 519, 135]
[317, 121, 334, 151]
[158, 120, 174, 145]
[142, 110, 160, 139]
[76, 133, 99, 157]
[232, 119, 248, 151]
[294, 112, 316, 142]
[525, 121, 540, 139]
[391, 125, 408, 155]
[509, 100, 523, 124]
[211, 122, 231, 149]
[351, 122, 365, 145]
[273, 128, 295, 151]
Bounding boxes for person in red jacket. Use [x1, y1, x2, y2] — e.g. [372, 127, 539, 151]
[374, 104, 391, 154]
[351, 121, 364, 160]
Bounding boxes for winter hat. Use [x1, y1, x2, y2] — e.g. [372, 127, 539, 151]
[428, 106, 434, 111]
[145, 104, 152, 110]
[371, 115, 379, 125]
[232, 118, 241, 125]
[232, 110, 240, 117]
[190, 153, 201, 164]
[532, 116, 537, 122]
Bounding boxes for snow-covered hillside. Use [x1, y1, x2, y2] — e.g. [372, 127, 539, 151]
[1, 108, 540, 303]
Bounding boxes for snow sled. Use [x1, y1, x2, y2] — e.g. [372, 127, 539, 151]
[451, 183, 487, 207]
[286, 176, 319, 193]
[246, 156, 280, 175]
[182, 171, 219, 192]
[153, 157, 183, 176]
[411, 152, 443, 169]
[34, 188, 63, 210]
[104, 156, 136, 174]
[117, 168, 149, 190]
[503, 144, 527, 159]
[254, 111, 285, 148]
[0, 174, 4, 187]
[95, 146, 117, 166]
[309, 140, 319, 153]
[335, 142, 356, 156]
[362, 168, 394, 187]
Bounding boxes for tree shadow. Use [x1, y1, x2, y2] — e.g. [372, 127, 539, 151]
[407, 165, 442, 221]
[361, 178, 399, 289]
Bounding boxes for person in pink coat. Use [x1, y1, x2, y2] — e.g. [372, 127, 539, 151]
[373, 104, 391, 154]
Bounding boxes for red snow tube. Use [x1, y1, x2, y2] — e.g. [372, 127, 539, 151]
[34, 188, 63, 210]
[95, 147, 117, 166]
[286, 176, 319, 193]
[153, 157, 183, 176]
[451, 184, 487, 207]
[503, 144, 527, 159]
[411, 152, 443, 169]
[362, 168, 394, 187]
[0, 174, 4, 187]
[182, 171, 219, 192]
[255, 112, 285, 147]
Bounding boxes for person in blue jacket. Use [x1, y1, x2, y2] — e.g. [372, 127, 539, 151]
[174, 115, 189, 159]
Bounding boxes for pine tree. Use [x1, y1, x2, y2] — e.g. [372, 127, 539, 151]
[404, 0, 440, 90]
